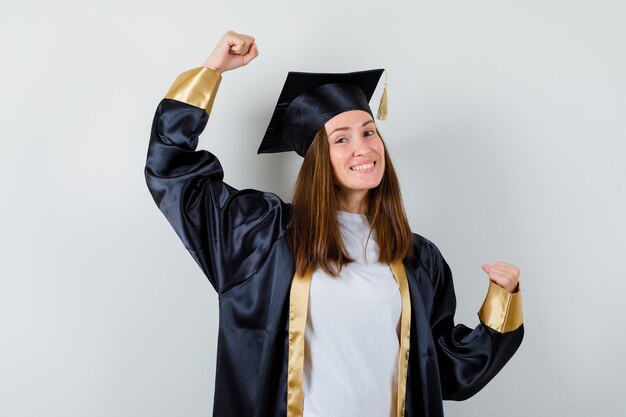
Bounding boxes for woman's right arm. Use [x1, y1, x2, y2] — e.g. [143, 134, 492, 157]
[144, 32, 289, 294]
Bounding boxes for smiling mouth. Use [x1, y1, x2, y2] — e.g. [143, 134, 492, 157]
[350, 162, 375, 171]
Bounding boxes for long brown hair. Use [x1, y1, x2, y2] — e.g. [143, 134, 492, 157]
[289, 126, 413, 276]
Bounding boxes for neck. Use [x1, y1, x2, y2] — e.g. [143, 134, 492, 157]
[337, 190, 368, 214]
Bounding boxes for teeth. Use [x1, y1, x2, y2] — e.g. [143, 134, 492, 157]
[350, 162, 374, 171]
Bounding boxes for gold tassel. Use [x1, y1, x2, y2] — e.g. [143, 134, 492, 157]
[377, 70, 388, 121]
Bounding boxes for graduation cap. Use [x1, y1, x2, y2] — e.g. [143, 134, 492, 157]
[258, 69, 387, 157]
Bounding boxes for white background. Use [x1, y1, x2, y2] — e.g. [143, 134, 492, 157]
[1, 0, 625, 416]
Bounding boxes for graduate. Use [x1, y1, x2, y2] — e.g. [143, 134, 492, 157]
[145, 30, 524, 417]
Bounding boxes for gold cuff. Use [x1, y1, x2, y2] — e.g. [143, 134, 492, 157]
[164, 67, 222, 114]
[478, 281, 523, 333]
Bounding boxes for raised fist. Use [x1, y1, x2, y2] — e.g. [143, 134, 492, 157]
[202, 30, 259, 73]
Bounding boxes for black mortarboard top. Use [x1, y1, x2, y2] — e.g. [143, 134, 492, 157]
[258, 69, 385, 157]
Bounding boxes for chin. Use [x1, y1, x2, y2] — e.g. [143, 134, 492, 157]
[350, 179, 383, 192]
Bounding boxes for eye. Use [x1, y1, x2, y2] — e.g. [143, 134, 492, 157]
[364, 130, 375, 137]
[335, 137, 348, 144]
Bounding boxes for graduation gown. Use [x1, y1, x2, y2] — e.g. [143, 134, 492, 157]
[144, 67, 524, 417]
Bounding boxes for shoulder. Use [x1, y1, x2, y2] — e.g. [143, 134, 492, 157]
[403, 232, 451, 287]
[407, 232, 446, 266]
[218, 187, 293, 236]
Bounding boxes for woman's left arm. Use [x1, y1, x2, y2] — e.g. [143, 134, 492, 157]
[427, 244, 524, 401]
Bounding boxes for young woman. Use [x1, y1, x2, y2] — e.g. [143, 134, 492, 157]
[145, 31, 523, 417]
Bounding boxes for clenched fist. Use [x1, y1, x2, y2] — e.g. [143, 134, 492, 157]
[481, 262, 520, 293]
[202, 30, 259, 73]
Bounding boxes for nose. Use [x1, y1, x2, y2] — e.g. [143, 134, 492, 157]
[352, 137, 369, 157]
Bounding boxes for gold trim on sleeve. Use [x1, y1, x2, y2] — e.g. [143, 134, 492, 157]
[389, 261, 412, 417]
[286, 270, 313, 417]
[478, 281, 523, 333]
[164, 67, 222, 114]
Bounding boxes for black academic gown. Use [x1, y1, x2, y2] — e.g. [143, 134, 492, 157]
[145, 67, 524, 417]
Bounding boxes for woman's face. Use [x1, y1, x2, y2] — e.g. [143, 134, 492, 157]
[324, 110, 385, 204]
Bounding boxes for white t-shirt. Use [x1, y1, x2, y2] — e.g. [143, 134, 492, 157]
[303, 211, 402, 417]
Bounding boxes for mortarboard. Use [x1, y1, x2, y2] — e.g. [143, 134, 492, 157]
[258, 69, 386, 157]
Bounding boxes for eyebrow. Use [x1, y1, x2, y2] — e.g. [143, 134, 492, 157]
[328, 120, 375, 137]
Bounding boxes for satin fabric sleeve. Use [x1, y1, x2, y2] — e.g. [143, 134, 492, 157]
[425, 241, 524, 401]
[144, 67, 290, 294]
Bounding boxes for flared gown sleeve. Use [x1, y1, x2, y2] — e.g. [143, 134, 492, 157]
[144, 67, 290, 294]
[423, 238, 524, 401]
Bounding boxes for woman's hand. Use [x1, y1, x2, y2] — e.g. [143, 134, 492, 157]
[481, 262, 520, 293]
[202, 30, 259, 74]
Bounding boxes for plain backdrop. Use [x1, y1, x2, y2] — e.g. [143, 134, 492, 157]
[1, 0, 625, 416]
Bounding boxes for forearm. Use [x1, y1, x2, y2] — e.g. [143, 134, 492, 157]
[478, 281, 523, 333]
[163, 66, 222, 115]
[145, 67, 222, 179]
